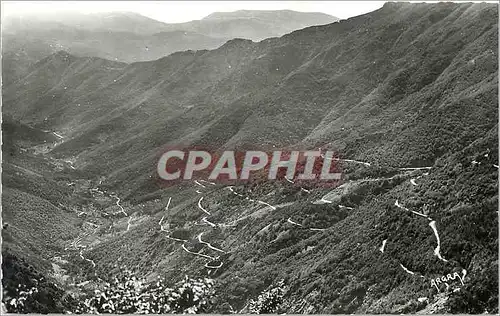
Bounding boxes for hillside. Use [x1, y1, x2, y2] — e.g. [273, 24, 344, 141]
[2, 11, 171, 34]
[1, 10, 338, 84]
[1, 2, 498, 314]
[4, 2, 496, 194]
[3, 10, 337, 37]
[167, 9, 338, 40]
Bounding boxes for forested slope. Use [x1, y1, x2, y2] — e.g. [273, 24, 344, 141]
[2, 2, 498, 314]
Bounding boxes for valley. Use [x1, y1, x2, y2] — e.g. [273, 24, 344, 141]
[3, 116, 497, 313]
[2, 1, 498, 314]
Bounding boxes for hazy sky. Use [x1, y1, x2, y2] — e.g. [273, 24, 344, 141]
[2, 1, 387, 23]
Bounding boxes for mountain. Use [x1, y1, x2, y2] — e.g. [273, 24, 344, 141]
[165, 9, 339, 40]
[2, 2, 498, 314]
[4, 2, 496, 185]
[1, 10, 338, 84]
[3, 10, 338, 37]
[1, 28, 223, 83]
[2, 11, 173, 34]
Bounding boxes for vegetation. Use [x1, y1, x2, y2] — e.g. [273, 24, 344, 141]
[2, 252, 80, 313]
[2, 253, 215, 314]
[1, 2, 498, 314]
[79, 271, 215, 314]
[249, 280, 286, 314]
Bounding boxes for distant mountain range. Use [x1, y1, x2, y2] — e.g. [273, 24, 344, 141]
[4, 1, 498, 193]
[2, 2, 498, 314]
[2, 10, 338, 84]
[3, 10, 338, 37]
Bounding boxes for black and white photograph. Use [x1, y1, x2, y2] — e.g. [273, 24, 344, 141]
[1, 0, 498, 314]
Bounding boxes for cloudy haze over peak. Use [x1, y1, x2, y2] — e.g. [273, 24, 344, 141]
[2, 1, 386, 22]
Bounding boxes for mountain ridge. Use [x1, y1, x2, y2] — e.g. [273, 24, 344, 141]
[1, 2, 498, 314]
[2, 9, 339, 85]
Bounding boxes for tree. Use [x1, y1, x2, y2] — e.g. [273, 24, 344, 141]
[249, 280, 286, 314]
[78, 271, 215, 314]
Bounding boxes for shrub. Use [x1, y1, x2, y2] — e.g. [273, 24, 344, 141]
[248, 280, 286, 314]
[78, 270, 215, 314]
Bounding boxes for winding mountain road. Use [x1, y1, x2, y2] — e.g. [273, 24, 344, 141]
[379, 240, 427, 280]
[309, 227, 326, 231]
[226, 186, 244, 197]
[399, 167, 432, 171]
[287, 218, 303, 227]
[66, 162, 76, 170]
[157, 195, 225, 270]
[181, 244, 216, 261]
[379, 239, 387, 253]
[256, 200, 276, 210]
[200, 180, 216, 186]
[335, 158, 371, 167]
[111, 195, 128, 216]
[197, 232, 226, 253]
[126, 216, 133, 231]
[202, 217, 217, 227]
[429, 220, 448, 263]
[204, 261, 223, 269]
[166, 235, 188, 242]
[284, 176, 311, 193]
[319, 197, 333, 204]
[226, 186, 276, 210]
[79, 250, 96, 268]
[287, 217, 327, 231]
[399, 263, 415, 275]
[194, 180, 206, 188]
[338, 205, 354, 210]
[165, 197, 172, 212]
[320, 154, 371, 167]
[394, 200, 448, 264]
[197, 197, 211, 215]
[394, 200, 430, 220]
